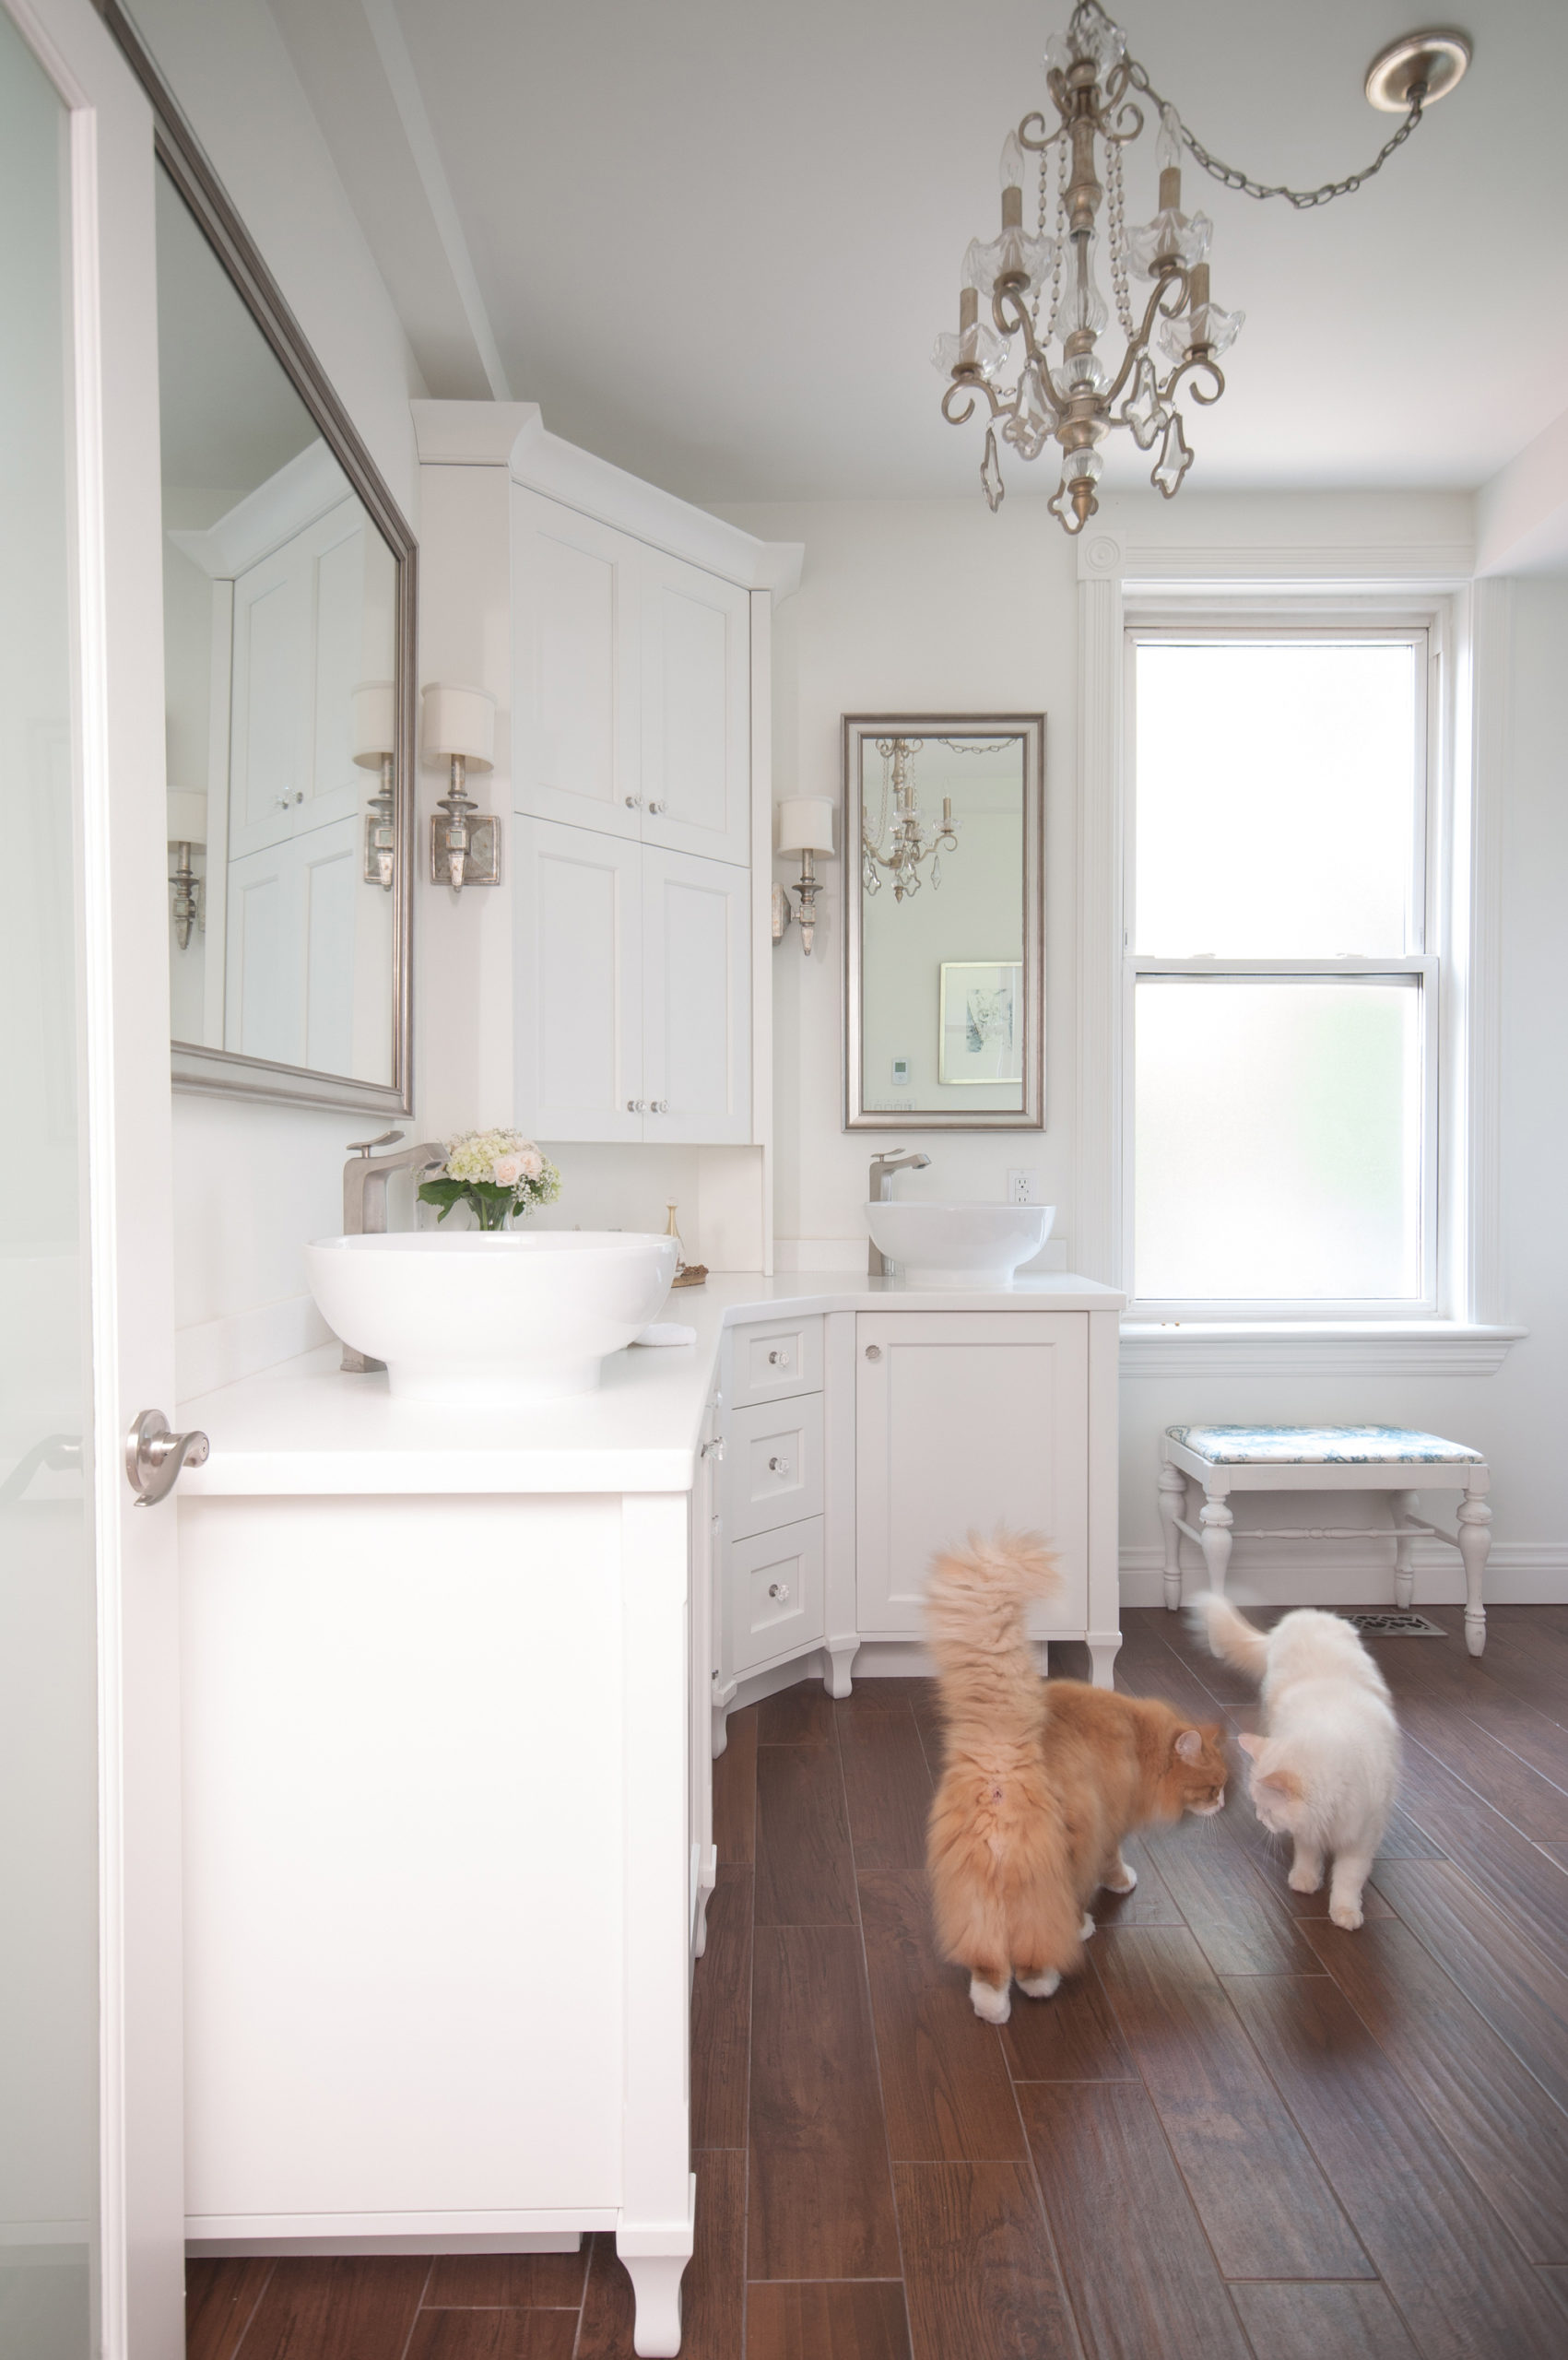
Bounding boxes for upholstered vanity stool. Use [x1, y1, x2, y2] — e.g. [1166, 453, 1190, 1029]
[1158, 1425, 1493, 1656]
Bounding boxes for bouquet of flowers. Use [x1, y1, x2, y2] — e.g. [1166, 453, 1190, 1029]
[418, 1128, 562, 1233]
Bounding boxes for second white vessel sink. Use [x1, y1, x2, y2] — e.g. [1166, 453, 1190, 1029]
[305, 1231, 678, 1405]
[865, 1200, 1055, 1288]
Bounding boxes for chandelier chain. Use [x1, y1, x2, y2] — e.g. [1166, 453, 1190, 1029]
[1126, 58, 1426, 208]
[1104, 136, 1135, 337]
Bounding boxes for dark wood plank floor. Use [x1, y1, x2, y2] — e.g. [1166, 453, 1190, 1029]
[190, 1603, 1568, 2359]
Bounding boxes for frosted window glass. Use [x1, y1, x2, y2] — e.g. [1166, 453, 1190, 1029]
[1135, 979, 1422, 1300]
[1135, 643, 1418, 955]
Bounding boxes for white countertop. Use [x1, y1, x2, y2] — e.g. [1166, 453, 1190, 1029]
[175, 1269, 1125, 1498]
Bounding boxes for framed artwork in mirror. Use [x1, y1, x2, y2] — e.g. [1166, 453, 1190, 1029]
[101, 1, 417, 1115]
[844, 714, 1044, 1129]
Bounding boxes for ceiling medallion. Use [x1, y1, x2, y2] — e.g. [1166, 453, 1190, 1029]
[935, 3, 1470, 532]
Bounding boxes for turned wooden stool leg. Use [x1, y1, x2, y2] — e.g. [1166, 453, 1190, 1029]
[1391, 1487, 1420, 1612]
[1198, 1484, 1233, 1597]
[1458, 1484, 1491, 1657]
[1158, 1460, 1185, 1612]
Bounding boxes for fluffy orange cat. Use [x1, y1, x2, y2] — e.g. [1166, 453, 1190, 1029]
[925, 1531, 1229, 2023]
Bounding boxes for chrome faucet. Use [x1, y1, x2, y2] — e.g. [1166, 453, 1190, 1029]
[340, 1130, 446, 1372]
[867, 1150, 930, 1277]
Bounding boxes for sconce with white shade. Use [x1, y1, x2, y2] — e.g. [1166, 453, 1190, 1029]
[167, 789, 206, 950]
[422, 682, 500, 892]
[773, 796, 836, 955]
[351, 679, 397, 891]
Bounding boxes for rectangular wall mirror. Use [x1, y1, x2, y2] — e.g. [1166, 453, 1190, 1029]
[117, 4, 418, 1113]
[844, 714, 1044, 1129]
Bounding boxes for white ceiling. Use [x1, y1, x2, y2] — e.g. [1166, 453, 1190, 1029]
[277, 0, 1568, 506]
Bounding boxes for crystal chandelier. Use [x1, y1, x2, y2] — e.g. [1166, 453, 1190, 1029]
[936, 5, 1469, 531]
[862, 738, 959, 903]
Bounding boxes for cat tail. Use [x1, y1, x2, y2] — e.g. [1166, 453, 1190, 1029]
[1190, 1590, 1269, 1681]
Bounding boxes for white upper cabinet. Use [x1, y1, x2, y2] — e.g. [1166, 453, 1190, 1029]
[512, 492, 642, 842]
[641, 845, 751, 1143]
[639, 551, 750, 864]
[514, 816, 644, 1141]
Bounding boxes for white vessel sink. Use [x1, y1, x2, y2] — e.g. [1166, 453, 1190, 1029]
[865, 1200, 1055, 1288]
[304, 1231, 678, 1405]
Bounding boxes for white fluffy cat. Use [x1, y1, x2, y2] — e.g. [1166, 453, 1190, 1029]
[1191, 1594, 1400, 1929]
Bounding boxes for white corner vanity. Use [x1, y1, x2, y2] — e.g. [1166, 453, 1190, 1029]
[174, 1269, 1121, 2354]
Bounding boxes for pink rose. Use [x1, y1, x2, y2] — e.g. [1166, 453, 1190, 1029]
[519, 1147, 545, 1179]
[491, 1152, 525, 1187]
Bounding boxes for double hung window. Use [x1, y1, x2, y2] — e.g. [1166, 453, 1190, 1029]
[1126, 626, 1438, 1316]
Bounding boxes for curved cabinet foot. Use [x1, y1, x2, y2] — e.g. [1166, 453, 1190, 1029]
[1087, 1633, 1121, 1691]
[617, 2248, 690, 2358]
[824, 1642, 857, 1699]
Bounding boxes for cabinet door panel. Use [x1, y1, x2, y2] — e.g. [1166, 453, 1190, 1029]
[513, 490, 640, 839]
[728, 1518, 826, 1676]
[727, 1316, 825, 1410]
[642, 846, 750, 1144]
[515, 816, 643, 1139]
[855, 1313, 1089, 1637]
[306, 505, 371, 830]
[640, 550, 749, 864]
[727, 1396, 825, 1540]
[227, 558, 308, 856]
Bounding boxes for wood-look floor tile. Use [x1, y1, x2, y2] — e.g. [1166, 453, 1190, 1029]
[1002, 1956, 1137, 2083]
[1096, 1926, 1370, 2279]
[422, 2250, 587, 2307]
[575, 2152, 745, 2360]
[405, 2311, 575, 2360]
[1228, 2282, 1421, 2359]
[857, 1868, 1025, 2160]
[1371, 1858, 1568, 2116]
[572, 2233, 633, 2358]
[746, 2281, 912, 2360]
[754, 1740, 857, 1925]
[1393, 1746, 1568, 1960]
[1138, 1817, 1322, 1976]
[837, 1688, 933, 1874]
[749, 1925, 900, 2280]
[1223, 1973, 1568, 2358]
[1400, 1705, 1568, 1840]
[1372, 1800, 1446, 1860]
[1539, 1841, 1568, 1868]
[1086, 1832, 1186, 1928]
[228, 2257, 430, 2360]
[1143, 1614, 1259, 1707]
[1020, 2083, 1252, 2360]
[691, 1864, 752, 2150]
[713, 1705, 759, 1863]
[893, 2159, 1083, 2360]
[907, 1681, 947, 1780]
[757, 1680, 836, 1744]
[1301, 1910, 1568, 2262]
[185, 2258, 274, 2360]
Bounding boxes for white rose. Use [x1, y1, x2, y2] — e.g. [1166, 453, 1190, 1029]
[491, 1152, 525, 1187]
[519, 1147, 545, 1179]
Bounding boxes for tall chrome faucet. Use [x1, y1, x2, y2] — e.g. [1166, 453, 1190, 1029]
[867, 1150, 930, 1276]
[340, 1129, 446, 1372]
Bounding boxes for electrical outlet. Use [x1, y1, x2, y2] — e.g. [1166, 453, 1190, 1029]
[1007, 1169, 1039, 1205]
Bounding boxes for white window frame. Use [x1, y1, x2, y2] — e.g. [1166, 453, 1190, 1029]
[1123, 618, 1441, 1322]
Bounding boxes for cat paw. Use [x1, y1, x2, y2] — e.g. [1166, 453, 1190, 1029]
[1288, 1867, 1324, 1894]
[1017, 1968, 1061, 2000]
[969, 1976, 1012, 2024]
[1102, 1865, 1138, 1894]
[1079, 1912, 1096, 1941]
[1329, 1898, 1364, 1931]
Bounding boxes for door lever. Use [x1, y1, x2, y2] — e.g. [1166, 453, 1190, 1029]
[125, 1409, 209, 1506]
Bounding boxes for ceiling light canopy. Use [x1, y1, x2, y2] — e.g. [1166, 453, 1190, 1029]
[936, 3, 1471, 532]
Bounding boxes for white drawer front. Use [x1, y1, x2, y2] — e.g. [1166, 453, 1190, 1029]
[727, 1316, 824, 1411]
[728, 1519, 825, 1674]
[728, 1396, 824, 1540]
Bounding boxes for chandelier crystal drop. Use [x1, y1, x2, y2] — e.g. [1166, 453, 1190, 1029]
[936, 2, 1460, 531]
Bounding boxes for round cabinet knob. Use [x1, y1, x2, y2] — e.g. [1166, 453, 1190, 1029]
[624, 794, 643, 808]
[275, 794, 291, 809]
[649, 1100, 668, 1114]
[768, 1456, 790, 1475]
[865, 1344, 883, 1361]
[627, 1099, 646, 1113]
[767, 1349, 790, 1367]
[767, 1582, 791, 1602]
[647, 799, 666, 815]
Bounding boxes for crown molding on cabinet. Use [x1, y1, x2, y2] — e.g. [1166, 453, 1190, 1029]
[167, 439, 353, 580]
[411, 398, 803, 599]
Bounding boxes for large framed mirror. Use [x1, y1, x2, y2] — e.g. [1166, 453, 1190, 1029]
[844, 714, 1044, 1129]
[105, 3, 417, 1113]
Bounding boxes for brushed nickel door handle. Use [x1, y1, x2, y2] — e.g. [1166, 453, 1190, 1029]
[125, 1409, 209, 1506]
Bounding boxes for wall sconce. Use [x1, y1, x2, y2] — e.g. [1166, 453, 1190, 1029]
[351, 680, 397, 891]
[773, 796, 836, 955]
[422, 682, 500, 892]
[167, 789, 206, 950]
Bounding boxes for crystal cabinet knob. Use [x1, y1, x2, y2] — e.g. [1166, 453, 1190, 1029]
[627, 1099, 646, 1113]
[647, 799, 666, 814]
[768, 1582, 790, 1602]
[865, 1344, 882, 1361]
[624, 795, 643, 808]
[768, 1456, 790, 1475]
[649, 1100, 668, 1114]
[768, 1349, 790, 1367]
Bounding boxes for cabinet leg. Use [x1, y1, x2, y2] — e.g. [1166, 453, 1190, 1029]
[1457, 1492, 1491, 1658]
[1087, 1632, 1121, 1690]
[824, 1642, 857, 1699]
[710, 1704, 728, 1760]
[616, 2248, 689, 2358]
[1158, 1461, 1185, 1612]
[1391, 1488, 1420, 1611]
[1198, 1492, 1233, 1596]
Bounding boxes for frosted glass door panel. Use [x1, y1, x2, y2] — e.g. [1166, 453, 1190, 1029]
[1135, 977, 1423, 1301]
[515, 817, 643, 1140]
[0, 14, 96, 2347]
[1134, 642, 1420, 956]
[642, 847, 750, 1144]
[513, 490, 640, 840]
[640, 552, 749, 863]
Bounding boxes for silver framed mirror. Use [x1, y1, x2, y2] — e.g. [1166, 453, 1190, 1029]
[101, 0, 417, 1115]
[844, 714, 1044, 1130]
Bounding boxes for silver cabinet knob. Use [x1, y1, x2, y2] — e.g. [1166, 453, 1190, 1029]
[647, 799, 666, 814]
[768, 1456, 790, 1474]
[768, 1581, 791, 1602]
[125, 1409, 209, 1506]
[865, 1344, 882, 1361]
[624, 794, 643, 808]
[649, 1099, 668, 1114]
[627, 1099, 646, 1113]
[767, 1348, 790, 1367]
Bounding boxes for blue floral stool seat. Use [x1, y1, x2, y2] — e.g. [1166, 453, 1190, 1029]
[1159, 1425, 1492, 1656]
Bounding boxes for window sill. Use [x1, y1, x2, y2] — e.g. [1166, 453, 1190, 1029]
[1119, 1321, 1527, 1378]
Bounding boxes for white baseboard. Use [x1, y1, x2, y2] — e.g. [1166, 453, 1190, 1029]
[177, 1292, 333, 1401]
[1117, 1541, 1568, 1610]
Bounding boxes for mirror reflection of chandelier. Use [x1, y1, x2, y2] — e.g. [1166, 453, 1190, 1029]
[862, 737, 959, 903]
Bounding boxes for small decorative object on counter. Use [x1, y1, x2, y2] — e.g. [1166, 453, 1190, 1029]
[666, 1199, 708, 1289]
[418, 1129, 562, 1232]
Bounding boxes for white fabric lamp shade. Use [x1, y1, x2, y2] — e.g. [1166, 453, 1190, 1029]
[166, 790, 207, 846]
[777, 796, 835, 855]
[350, 679, 396, 768]
[422, 681, 495, 771]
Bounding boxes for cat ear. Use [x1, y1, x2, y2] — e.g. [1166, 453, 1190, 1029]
[1174, 1729, 1203, 1764]
[1254, 1763, 1305, 1800]
[1236, 1731, 1267, 1760]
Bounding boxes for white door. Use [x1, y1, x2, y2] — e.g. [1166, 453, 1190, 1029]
[639, 549, 750, 865]
[512, 487, 642, 841]
[1, 2, 183, 2354]
[514, 814, 644, 1139]
[641, 844, 751, 1145]
[855, 1314, 1090, 1637]
[227, 541, 310, 856]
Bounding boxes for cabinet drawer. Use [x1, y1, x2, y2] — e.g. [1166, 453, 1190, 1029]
[727, 1396, 824, 1540]
[728, 1519, 825, 1675]
[727, 1316, 823, 1410]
